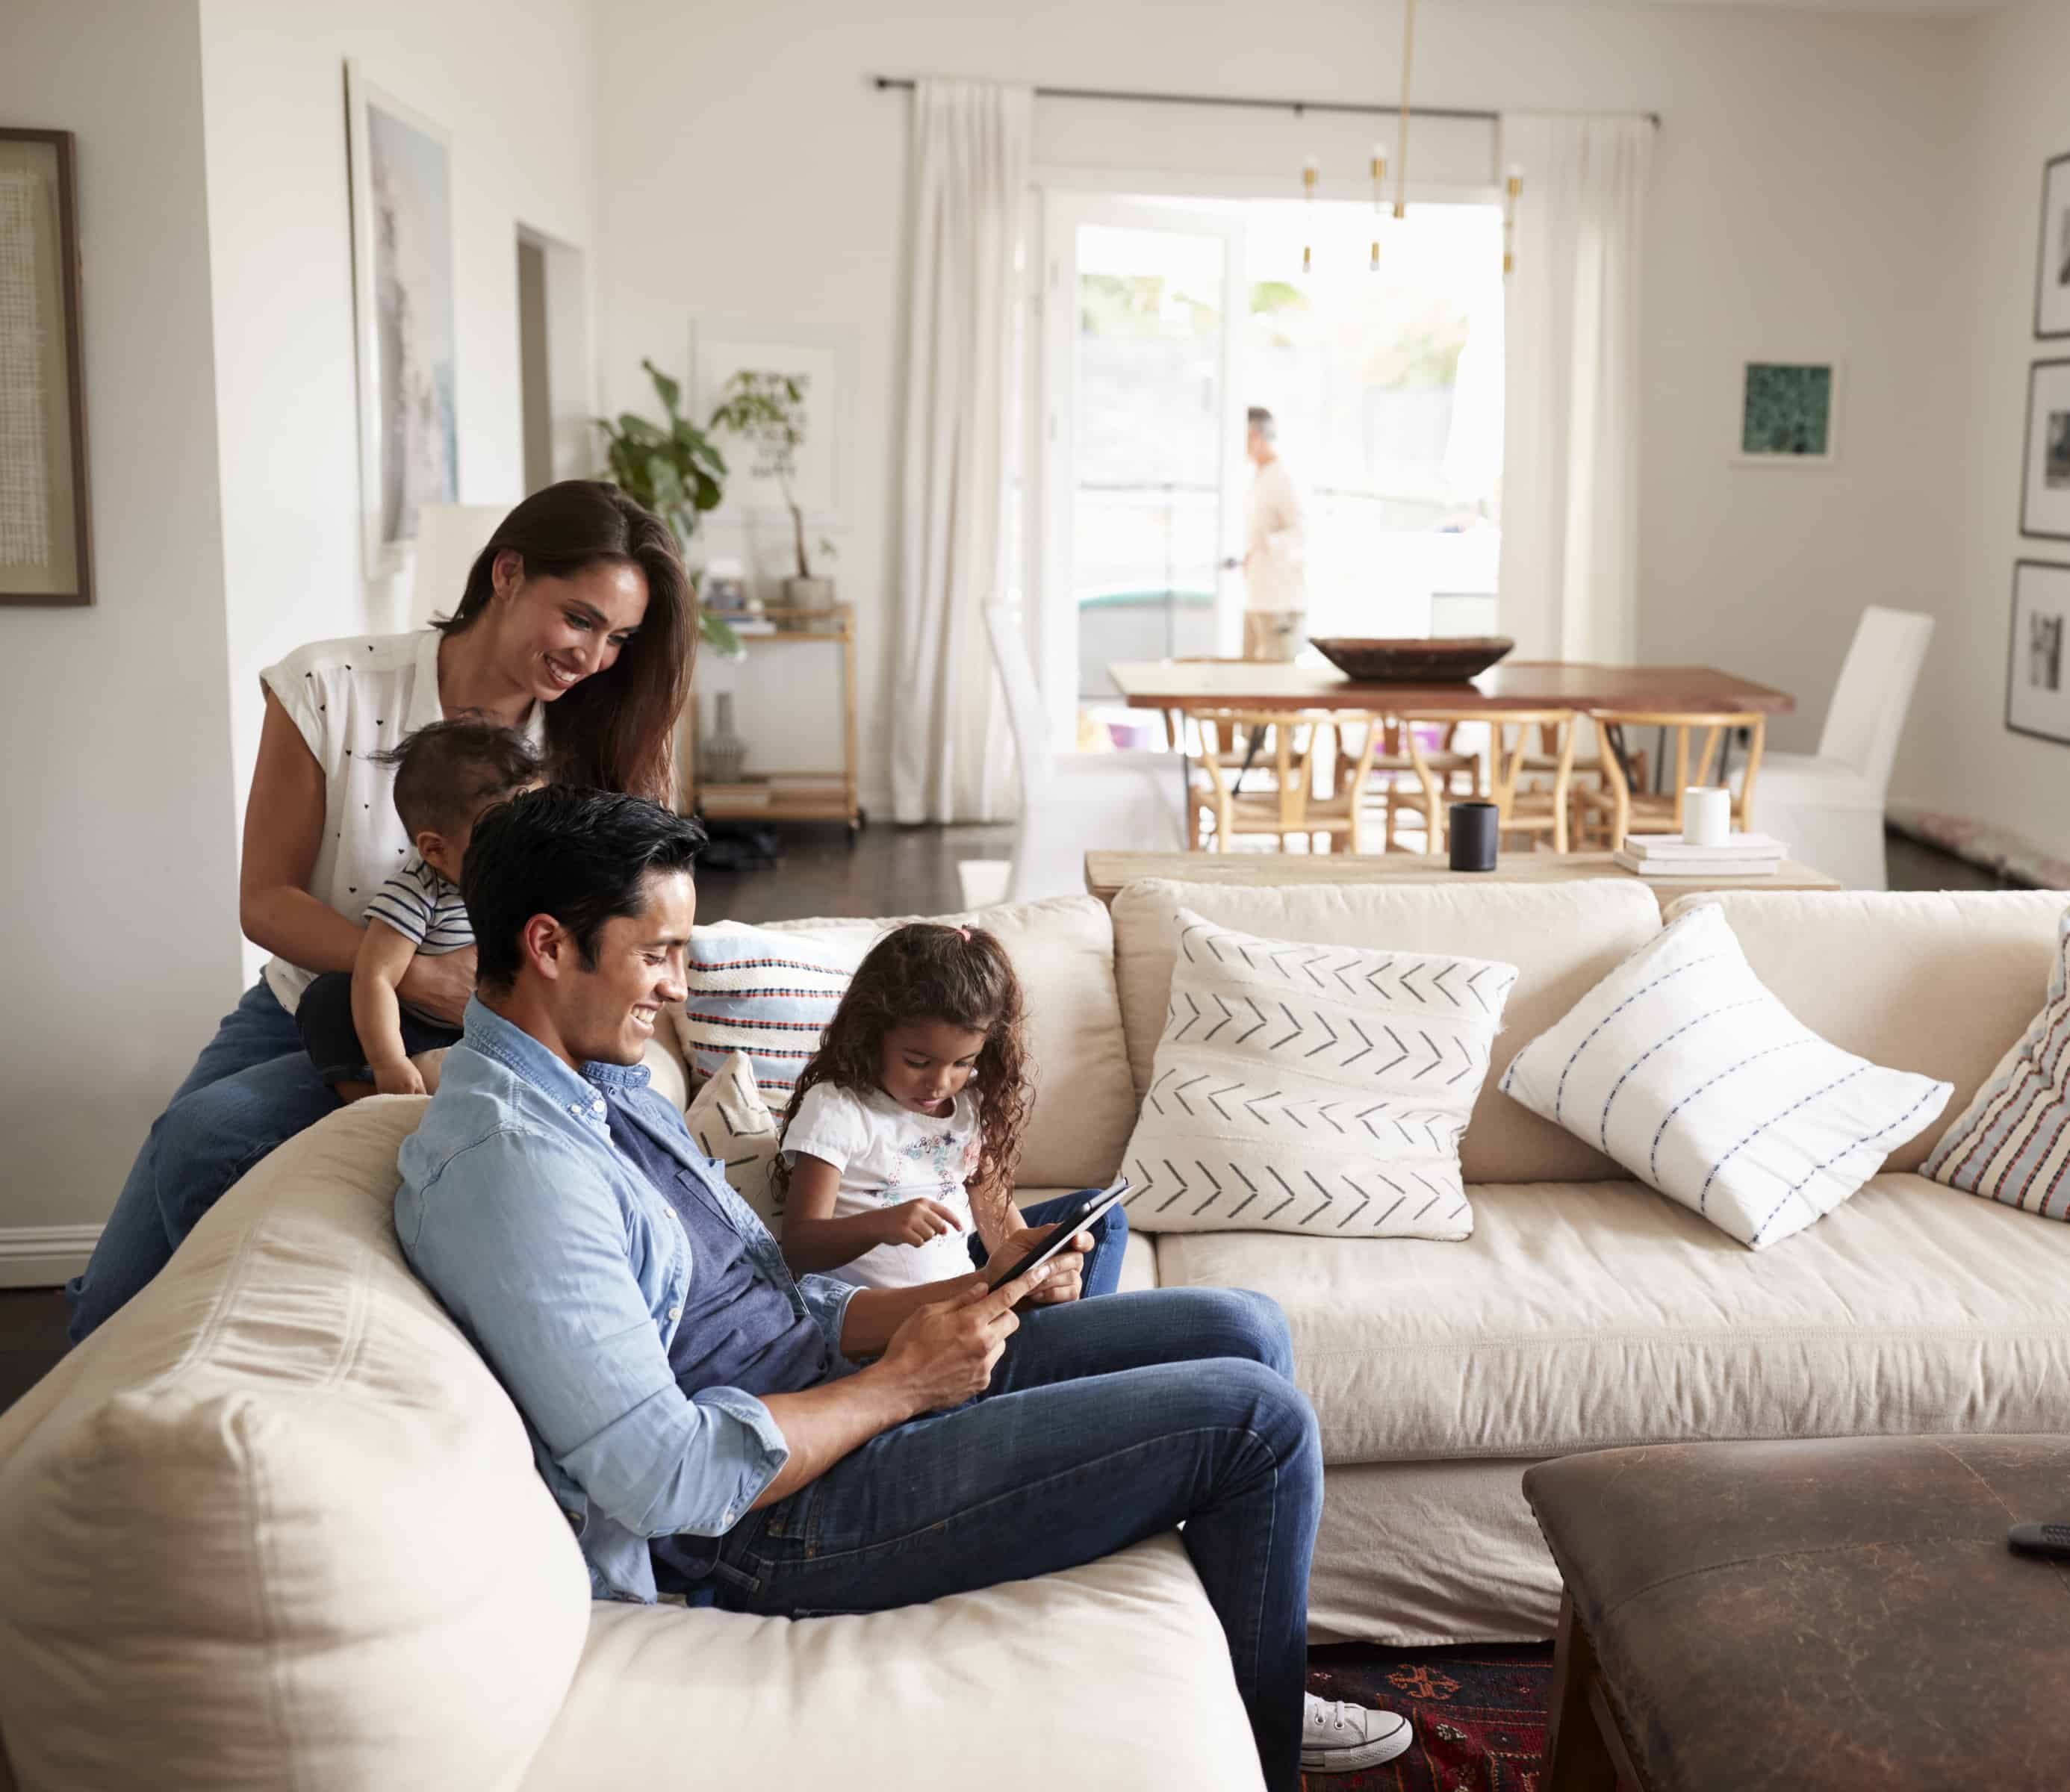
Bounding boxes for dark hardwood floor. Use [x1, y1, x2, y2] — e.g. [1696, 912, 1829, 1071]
[0, 821, 2040, 1416]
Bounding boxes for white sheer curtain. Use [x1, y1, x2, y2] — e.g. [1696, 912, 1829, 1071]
[1496, 115, 1653, 665]
[890, 80, 1032, 824]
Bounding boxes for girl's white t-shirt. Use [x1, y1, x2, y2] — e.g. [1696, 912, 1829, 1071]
[257, 629, 543, 1015]
[782, 1081, 982, 1289]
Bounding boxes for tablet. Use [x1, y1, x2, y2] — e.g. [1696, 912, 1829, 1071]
[982, 1177, 1131, 1289]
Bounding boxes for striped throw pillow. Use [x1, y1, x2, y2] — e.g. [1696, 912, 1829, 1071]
[1923, 907, 2070, 1219]
[674, 922, 868, 1100]
[1500, 901, 1951, 1250]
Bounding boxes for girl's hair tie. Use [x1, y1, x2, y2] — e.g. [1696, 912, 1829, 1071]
[956, 926, 971, 942]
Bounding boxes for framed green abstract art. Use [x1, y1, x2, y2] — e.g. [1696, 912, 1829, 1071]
[1734, 359, 1839, 466]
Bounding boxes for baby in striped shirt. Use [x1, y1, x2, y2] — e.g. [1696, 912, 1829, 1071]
[296, 718, 541, 1101]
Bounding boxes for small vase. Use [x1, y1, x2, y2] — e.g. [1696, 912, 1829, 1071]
[702, 692, 748, 785]
[783, 576, 836, 614]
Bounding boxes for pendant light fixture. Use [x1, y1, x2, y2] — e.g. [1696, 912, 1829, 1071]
[1392, 0, 1415, 222]
[1503, 161, 1523, 277]
[1301, 155, 1318, 274]
[1370, 143, 1387, 272]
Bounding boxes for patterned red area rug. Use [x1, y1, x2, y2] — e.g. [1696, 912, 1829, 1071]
[1305, 1643, 1554, 1792]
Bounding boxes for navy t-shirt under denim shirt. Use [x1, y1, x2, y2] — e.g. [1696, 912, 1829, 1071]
[604, 1101, 829, 1587]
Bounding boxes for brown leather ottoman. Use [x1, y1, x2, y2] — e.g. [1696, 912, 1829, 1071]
[1523, 1436, 2070, 1791]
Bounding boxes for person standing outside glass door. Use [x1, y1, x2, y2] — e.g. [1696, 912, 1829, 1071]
[1241, 407, 1308, 662]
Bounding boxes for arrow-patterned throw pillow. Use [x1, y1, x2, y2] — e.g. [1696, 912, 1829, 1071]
[1119, 910, 1519, 1238]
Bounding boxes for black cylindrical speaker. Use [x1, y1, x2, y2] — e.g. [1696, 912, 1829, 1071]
[1448, 801, 1499, 872]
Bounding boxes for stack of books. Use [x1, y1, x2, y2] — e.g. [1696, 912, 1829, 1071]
[1614, 833, 1788, 880]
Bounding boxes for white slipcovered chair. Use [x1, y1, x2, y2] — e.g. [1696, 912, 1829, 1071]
[961, 603, 1184, 907]
[1743, 606, 1934, 891]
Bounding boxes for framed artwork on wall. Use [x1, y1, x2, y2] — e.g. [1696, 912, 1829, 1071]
[2036, 153, 2070, 340]
[2022, 360, 2070, 540]
[1733, 359, 1840, 465]
[0, 128, 91, 606]
[345, 63, 459, 579]
[691, 317, 855, 529]
[2007, 560, 2070, 747]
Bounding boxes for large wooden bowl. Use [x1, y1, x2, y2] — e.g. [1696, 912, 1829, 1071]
[1308, 635, 1515, 682]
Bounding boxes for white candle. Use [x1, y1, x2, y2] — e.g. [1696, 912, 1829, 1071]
[1684, 786, 1730, 848]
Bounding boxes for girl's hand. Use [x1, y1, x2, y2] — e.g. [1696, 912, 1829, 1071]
[877, 1198, 966, 1249]
[397, 945, 478, 1028]
[990, 1225, 1092, 1308]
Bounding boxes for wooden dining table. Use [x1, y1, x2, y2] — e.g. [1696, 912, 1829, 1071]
[1105, 659, 1797, 718]
[1109, 657, 1797, 821]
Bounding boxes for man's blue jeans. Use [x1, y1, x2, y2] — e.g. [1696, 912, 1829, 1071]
[66, 981, 337, 1343]
[711, 1287, 1321, 1791]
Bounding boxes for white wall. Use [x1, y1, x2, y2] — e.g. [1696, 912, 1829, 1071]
[0, 0, 242, 1251]
[594, 0, 1968, 806]
[199, 0, 602, 854]
[1894, 0, 2070, 855]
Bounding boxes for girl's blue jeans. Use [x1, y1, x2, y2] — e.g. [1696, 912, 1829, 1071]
[712, 1287, 1321, 1791]
[967, 1188, 1131, 1298]
[66, 980, 337, 1343]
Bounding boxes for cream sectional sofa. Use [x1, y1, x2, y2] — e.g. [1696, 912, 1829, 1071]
[3, 880, 2065, 1788]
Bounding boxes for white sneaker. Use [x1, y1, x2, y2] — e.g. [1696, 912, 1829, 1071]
[1300, 1691, 1414, 1773]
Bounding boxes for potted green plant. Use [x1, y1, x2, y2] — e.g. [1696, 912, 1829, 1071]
[594, 359, 740, 654]
[709, 370, 837, 612]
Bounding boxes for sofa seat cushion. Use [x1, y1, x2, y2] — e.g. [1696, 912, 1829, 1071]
[1112, 879, 1662, 1184]
[0, 1099, 593, 1792]
[520, 1534, 1260, 1791]
[1154, 1173, 2070, 1466]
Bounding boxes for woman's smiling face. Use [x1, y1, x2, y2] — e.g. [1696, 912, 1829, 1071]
[493, 550, 650, 703]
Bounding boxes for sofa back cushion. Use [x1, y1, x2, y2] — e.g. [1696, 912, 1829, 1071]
[0, 1101, 591, 1792]
[1111, 878, 1663, 1184]
[745, 895, 1138, 1190]
[1666, 890, 2070, 1174]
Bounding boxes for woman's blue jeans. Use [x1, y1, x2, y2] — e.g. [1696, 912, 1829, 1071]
[65, 981, 337, 1343]
[712, 1287, 1321, 1791]
[967, 1189, 1131, 1298]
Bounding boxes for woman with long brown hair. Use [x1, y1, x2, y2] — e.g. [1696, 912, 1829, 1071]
[68, 481, 694, 1341]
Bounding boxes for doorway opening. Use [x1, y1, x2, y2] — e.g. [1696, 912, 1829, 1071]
[515, 225, 588, 494]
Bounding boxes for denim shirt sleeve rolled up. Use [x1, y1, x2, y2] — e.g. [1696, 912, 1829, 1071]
[394, 998, 862, 1602]
[400, 1124, 789, 1538]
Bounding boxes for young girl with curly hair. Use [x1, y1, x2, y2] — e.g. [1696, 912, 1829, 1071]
[775, 922, 1129, 1298]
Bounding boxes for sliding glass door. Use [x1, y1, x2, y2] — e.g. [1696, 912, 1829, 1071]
[1037, 195, 1246, 750]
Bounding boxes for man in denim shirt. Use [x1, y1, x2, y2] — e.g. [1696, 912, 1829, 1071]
[395, 788, 1410, 1788]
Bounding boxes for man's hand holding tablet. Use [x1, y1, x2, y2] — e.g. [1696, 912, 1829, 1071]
[981, 1178, 1131, 1304]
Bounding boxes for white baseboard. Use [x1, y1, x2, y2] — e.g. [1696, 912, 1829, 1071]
[0, 1225, 99, 1289]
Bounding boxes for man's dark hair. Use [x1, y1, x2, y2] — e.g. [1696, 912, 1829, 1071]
[462, 786, 706, 991]
[370, 717, 542, 839]
[1247, 406, 1274, 432]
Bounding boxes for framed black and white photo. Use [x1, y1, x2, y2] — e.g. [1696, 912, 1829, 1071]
[2007, 561, 2070, 746]
[2036, 153, 2070, 340]
[345, 64, 459, 578]
[2022, 360, 2070, 540]
[0, 128, 91, 606]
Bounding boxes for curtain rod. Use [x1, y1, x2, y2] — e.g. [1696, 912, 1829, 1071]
[869, 76, 1659, 131]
